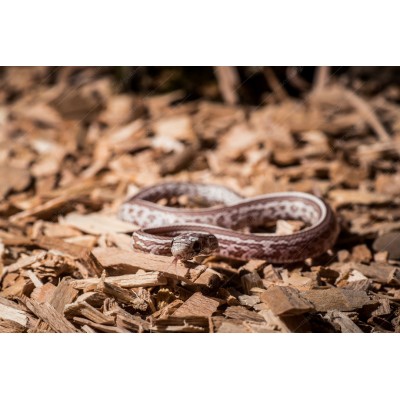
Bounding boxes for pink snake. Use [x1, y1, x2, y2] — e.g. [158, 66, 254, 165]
[118, 182, 339, 263]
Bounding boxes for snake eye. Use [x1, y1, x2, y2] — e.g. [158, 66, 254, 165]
[192, 240, 201, 253]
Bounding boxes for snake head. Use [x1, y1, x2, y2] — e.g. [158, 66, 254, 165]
[171, 233, 219, 261]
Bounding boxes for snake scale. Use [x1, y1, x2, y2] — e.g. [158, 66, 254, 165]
[118, 182, 339, 263]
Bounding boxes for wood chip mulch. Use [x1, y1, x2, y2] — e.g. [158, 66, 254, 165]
[1, 66, 400, 333]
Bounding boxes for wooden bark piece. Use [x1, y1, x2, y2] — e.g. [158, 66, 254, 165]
[31, 282, 57, 303]
[189, 266, 223, 289]
[150, 316, 209, 333]
[1, 251, 47, 277]
[238, 294, 260, 308]
[35, 236, 101, 276]
[113, 306, 151, 332]
[0, 319, 27, 333]
[92, 247, 215, 285]
[332, 262, 400, 286]
[10, 195, 79, 222]
[325, 311, 363, 333]
[241, 259, 267, 273]
[49, 278, 79, 313]
[62, 212, 137, 235]
[373, 231, 400, 260]
[263, 265, 283, 285]
[32, 278, 78, 332]
[0, 276, 32, 298]
[97, 280, 148, 311]
[259, 309, 312, 333]
[224, 306, 265, 323]
[217, 321, 249, 333]
[173, 292, 220, 317]
[71, 272, 167, 290]
[276, 219, 304, 235]
[261, 286, 315, 316]
[0, 165, 31, 200]
[214, 66, 240, 105]
[329, 189, 391, 207]
[159, 144, 199, 176]
[24, 297, 79, 333]
[302, 288, 372, 312]
[93, 247, 186, 278]
[75, 292, 107, 308]
[0, 303, 29, 327]
[152, 299, 184, 319]
[72, 317, 129, 333]
[64, 301, 115, 325]
[241, 272, 264, 295]
[351, 245, 372, 262]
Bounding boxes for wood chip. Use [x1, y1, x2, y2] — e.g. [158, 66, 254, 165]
[258, 309, 311, 333]
[373, 231, 400, 260]
[302, 288, 372, 312]
[49, 278, 79, 313]
[97, 280, 148, 310]
[241, 259, 267, 273]
[31, 282, 56, 303]
[1, 251, 46, 277]
[217, 320, 249, 333]
[62, 212, 137, 235]
[115, 310, 151, 333]
[351, 244, 372, 263]
[276, 219, 305, 235]
[263, 264, 283, 284]
[150, 316, 209, 333]
[0, 302, 29, 326]
[10, 195, 81, 222]
[329, 189, 392, 207]
[0, 318, 27, 333]
[238, 294, 260, 308]
[325, 311, 363, 333]
[72, 317, 129, 333]
[92, 247, 216, 285]
[65, 301, 115, 325]
[0, 165, 31, 200]
[224, 306, 265, 323]
[261, 286, 315, 316]
[332, 261, 400, 286]
[71, 272, 167, 290]
[173, 292, 220, 317]
[24, 297, 79, 333]
[35, 236, 102, 276]
[214, 66, 240, 105]
[241, 271, 264, 295]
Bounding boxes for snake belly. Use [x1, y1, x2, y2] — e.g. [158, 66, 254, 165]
[118, 182, 339, 263]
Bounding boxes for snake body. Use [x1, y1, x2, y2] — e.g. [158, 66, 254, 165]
[118, 182, 339, 263]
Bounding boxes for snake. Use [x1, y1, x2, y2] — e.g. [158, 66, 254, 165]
[118, 182, 339, 263]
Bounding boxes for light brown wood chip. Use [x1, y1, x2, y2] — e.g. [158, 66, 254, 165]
[24, 297, 79, 333]
[71, 272, 167, 290]
[92, 247, 211, 284]
[325, 310, 363, 333]
[302, 288, 373, 312]
[261, 286, 315, 316]
[62, 212, 137, 235]
[0, 303, 29, 327]
[173, 292, 221, 317]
